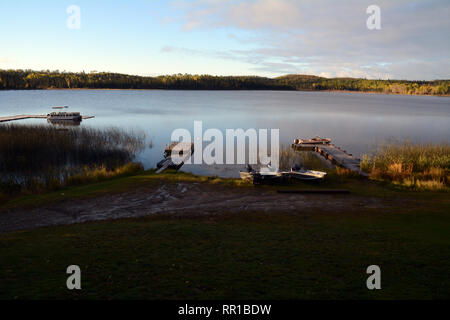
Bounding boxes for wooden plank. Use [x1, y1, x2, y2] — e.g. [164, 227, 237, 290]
[0, 114, 94, 123]
[0, 115, 47, 122]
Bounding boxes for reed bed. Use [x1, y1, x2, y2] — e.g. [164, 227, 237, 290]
[0, 124, 145, 194]
[279, 144, 329, 171]
[361, 141, 450, 190]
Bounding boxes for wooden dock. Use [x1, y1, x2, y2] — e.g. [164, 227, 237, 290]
[292, 138, 368, 177]
[0, 114, 95, 123]
[156, 142, 195, 173]
[0, 115, 47, 123]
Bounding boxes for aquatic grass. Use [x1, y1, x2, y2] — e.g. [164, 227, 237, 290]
[361, 141, 450, 191]
[279, 144, 329, 171]
[0, 124, 145, 195]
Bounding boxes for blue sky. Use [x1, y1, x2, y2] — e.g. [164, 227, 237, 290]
[1, 0, 449, 79]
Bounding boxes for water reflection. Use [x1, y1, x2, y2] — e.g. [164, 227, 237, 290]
[47, 118, 81, 127]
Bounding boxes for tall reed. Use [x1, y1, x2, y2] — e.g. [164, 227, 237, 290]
[279, 144, 329, 171]
[0, 124, 145, 194]
[361, 141, 450, 190]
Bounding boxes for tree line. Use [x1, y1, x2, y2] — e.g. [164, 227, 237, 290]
[0, 70, 448, 95]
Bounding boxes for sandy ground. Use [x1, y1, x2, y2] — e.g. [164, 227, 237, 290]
[0, 182, 397, 233]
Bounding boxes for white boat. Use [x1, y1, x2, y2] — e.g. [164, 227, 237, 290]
[239, 170, 283, 184]
[239, 164, 326, 184]
[289, 169, 327, 181]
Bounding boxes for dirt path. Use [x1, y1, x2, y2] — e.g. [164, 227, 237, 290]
[0, 182, 397, 233]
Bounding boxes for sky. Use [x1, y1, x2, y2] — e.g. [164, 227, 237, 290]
[0, 0, 449, 80]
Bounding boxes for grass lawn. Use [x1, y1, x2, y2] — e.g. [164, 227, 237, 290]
[1, 202, 449, 299]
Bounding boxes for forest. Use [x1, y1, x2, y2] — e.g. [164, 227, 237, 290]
[0, 70, 449, 95]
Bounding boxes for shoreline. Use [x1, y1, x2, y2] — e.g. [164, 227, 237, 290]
[0, 87, 449, 97]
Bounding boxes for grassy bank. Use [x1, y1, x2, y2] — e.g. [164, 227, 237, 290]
[1, 206, 449, 299]
[361, 142, 450, 190]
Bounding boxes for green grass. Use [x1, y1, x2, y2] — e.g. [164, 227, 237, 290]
[1, 205, 449, 300]
[1, 169, 449, 299]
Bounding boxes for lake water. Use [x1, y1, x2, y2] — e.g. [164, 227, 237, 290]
[1, 90, 449, 177]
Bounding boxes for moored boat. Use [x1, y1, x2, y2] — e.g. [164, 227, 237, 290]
[47, 112, 82, 121]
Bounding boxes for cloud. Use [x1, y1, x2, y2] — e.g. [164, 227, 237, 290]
[169, 0, 450, 79]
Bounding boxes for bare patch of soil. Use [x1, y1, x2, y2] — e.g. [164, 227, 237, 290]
[0, 182, 398, 233]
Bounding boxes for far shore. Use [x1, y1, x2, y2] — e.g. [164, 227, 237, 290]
[2, 87, 449, 97]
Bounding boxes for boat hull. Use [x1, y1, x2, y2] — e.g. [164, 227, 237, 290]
[289, 170, 327, 181]
[239, 171, 284, 184]
[240, 169, 327, 184]
[48, 116, 82, 121]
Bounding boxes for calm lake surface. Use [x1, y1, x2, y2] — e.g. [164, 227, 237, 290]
[1, 90, 449, 177]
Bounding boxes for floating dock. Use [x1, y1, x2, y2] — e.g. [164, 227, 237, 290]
[0, 114, 94, 123]
[292, 137, 368, 177]
[156, 142, 195, 173]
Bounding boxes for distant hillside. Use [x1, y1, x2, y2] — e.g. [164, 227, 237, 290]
[0, 70, 449, 95]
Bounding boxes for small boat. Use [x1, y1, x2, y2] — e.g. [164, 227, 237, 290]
[239, 165, 284, 184]
[293, 136, 331, 145]
[47, 112, 82, 121]
[289, 166, 327, 181]
[240, 164, 326, 184]
[52, 106, 69, 109]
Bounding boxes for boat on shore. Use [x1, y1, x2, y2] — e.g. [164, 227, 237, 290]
[240, 164, 326, 184]
[240, 167, 283, 184]
[289, 164, 327, 181]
